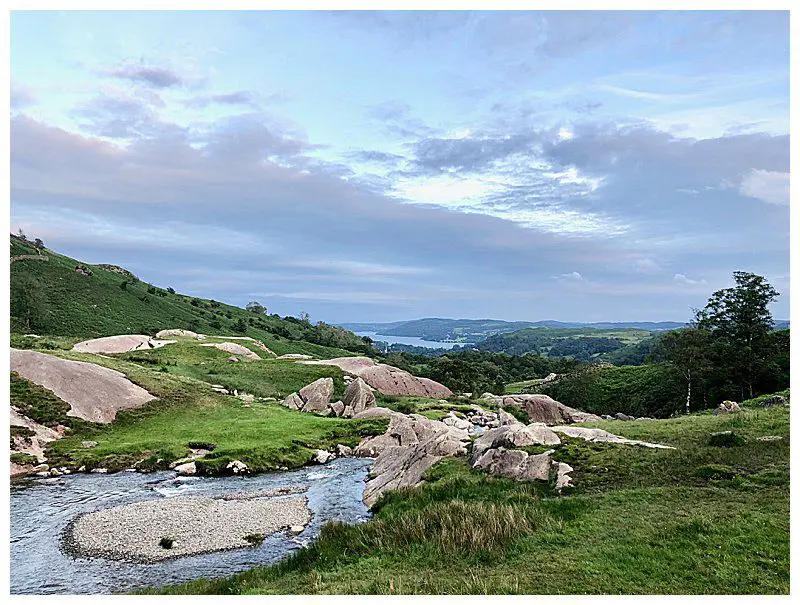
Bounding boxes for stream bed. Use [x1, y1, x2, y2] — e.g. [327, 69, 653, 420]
[10, 457, 373, 594]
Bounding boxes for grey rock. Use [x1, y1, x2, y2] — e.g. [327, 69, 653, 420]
[342, 377, 376, 415]
[174, 461, 197, 475]
[615, 412, 635, 421]
[762, 395, 787, 408]
[81, 440, 99, 448]
[281, 393, 304, 410]
[226, 460, 248, 475]
[473, 447, 555, 482]
[713, 401, 742, 415]
[330, 400, 345, 417]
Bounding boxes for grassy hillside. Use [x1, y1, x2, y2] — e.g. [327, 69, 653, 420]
[9, 235, 367, 358]
[147, 394, 789, 594]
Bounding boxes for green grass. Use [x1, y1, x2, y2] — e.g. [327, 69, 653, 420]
[145, 397, 789, 595]
[23, 347, 386, 473]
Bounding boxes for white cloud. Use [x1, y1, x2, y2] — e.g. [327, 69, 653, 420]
[554, 271, 586, 283]
[673, 273, 707, 287]
[635, 258, 662, 275]
[739, 169, 790, 205]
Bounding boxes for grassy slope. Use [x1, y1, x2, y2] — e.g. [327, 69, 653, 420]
[13, 343, 386, 473]
[149, 396, 789, 595]
[10, 236, 354, 359]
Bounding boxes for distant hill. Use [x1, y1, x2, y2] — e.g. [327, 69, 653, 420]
[9, 234, 370, 358]
[339, 317, 689, 342]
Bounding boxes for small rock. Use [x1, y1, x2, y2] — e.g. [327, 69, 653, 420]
[32, 464, 49, 473]
[757, 435, 783, 442]
[228, 356, 239, 363]
[174, 461, 197, 475]
[226, 460, 249, 475]
[289, 525, 305, 535]
[615, 412, 635, 421]
[49, 468, 62, 476]
[762, 395, 787, 408]
[90, 468, 108, 474]
[335, 444, 353, 457]
[312, 449, 334, 464]
[81, 441, 98, 448]
[78, 465, 86, 472]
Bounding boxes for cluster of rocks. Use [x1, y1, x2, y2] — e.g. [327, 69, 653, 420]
[479, 393, 601, 425]
[353, 412, 471, 505]
[600, 413, 655, 421]
[298, 356, 453, 398]
[762, 395, 788, 408]
[281, 377, 377, 418]
[714, 400, 743, 415]
[74, 264, 94, 276]
[464, 404, 500, 428]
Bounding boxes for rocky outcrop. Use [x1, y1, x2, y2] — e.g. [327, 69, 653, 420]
[713, 401, 742, 415]
[10, 407, 64, 475]
[299, 357, 453, 398]
[480, 393, 601, 425]
[551, 425, 675, 449]
[72, 335, 175, 354]
[762, 395, 787, 408]
[471, 423, 561, 461]
[278, 353, 313, 360]
[200, 342, 261, 360]
[11, 349, 156, 423]
[155, 329, 202, 339]
[355, 413, 470, 505]
[281, 377, 378, 418]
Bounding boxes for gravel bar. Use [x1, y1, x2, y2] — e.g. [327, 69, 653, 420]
[65, 494, 311, 562]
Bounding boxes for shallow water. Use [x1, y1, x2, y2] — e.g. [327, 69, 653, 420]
[10, 457, 373, 595]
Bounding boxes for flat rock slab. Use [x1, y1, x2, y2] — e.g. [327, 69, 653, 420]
[72, 335, 175, 354]
[11, 349, 156, 423]
[551, 426, 674, 449]
[155, 329, 202, 339]
[300, 356, 453, 398]
[200, 342, 261, 359]
[67, 494, 311, 562]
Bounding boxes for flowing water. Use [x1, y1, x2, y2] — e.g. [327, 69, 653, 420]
[10, 457, 373, 595]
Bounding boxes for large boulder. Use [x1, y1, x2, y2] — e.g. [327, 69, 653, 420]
[472, 447, 555, 482]
[155, 329, 201, 339]
[298, 378, 334, 412]
[484, 393, 601, 425]
[471, 423, 561, 462]
[713, 401, 742, 415]
[200, 342, 261, 360]
[300, 357, 453, 398]
[11, 349, 156, 423]
[72, 335, 175, 354]
[761, 395, 787, 408]
[341, 377, 376, 415]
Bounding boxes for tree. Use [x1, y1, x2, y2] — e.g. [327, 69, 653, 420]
[232, 318, 247, 333]
[17, 228, 27, 241]
[33, 238, 45, 250]
[246, 301, 267, 314]
[11, 275, 47, 331]
[653, 327, 711, 415]
[694, 271, 779, 400]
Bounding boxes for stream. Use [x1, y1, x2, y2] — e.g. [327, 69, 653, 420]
[10, 457, 373, 595]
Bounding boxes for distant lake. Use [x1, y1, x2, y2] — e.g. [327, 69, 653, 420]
[355, 331, 468, 350]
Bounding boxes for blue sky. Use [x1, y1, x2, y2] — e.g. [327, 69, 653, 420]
[10, 10, 790, 323]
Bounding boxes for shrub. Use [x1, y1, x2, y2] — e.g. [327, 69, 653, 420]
[159, 537, 174, 549]
[244, 533, 265, 546]
[708, 431, 747, 447]
[167, 287, 175, 294]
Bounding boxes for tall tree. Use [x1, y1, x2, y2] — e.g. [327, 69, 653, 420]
[654, 327, 711, 414]
[694, 271, 779, 400]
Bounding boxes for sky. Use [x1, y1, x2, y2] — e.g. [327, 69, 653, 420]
[9, 10, 790, 323]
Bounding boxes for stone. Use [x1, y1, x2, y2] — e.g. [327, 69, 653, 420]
[498, 408, 522, 426]
[72, 335, 175, 354]
[200, 342, 261, 360]
[330, 400, 345, 417]
[495, 393, 601, 425]
[78, 466, 86, 472]
[551, 425, 675, 449]
[281, 393, 304, 410]
[442, 412, 471, 431]
[757, 435, 783, 442]
[11, 349, 156, 423]
[289, 525, 305, 534]
[353, 406, 395, 419]
[762, 395, 787, 408]
[555, 462, 574, 491]
[90, 468, 108, 474]
[299, 378, 334, 409]
[471, 424, 561, 461]
[299, 356, 453, 398]
[342, 377, 376, 415]
[615, 412, 635, 421]
[226, 460, 249, 475]
[278, 354, 313, 360]
[174, 461, 197, 475]
[32, 464, 49, 473]
[81, 441, 98, 448]
[335, 444, 353, 457]
[238, 393, 255, 403]
[312, 449, 334, 464]
[713, 401, 742, 415]
[228, 356, 239, 363]
[473, 447, 555, 482]
[155, 329, 201, 339]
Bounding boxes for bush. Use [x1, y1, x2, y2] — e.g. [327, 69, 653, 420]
[708, 431, 747, 447]
[167, 287, 175, 294]
[159, 537, 174, 549]
[244, 533, 265, 546]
